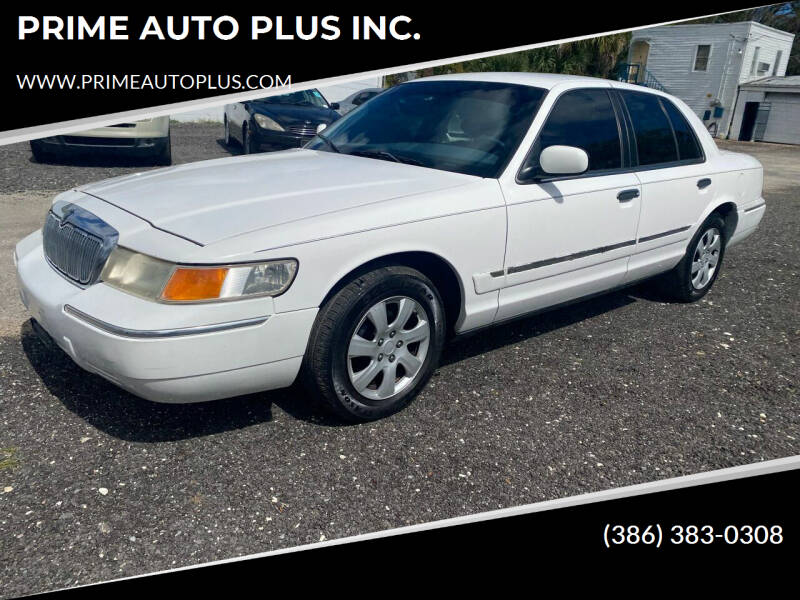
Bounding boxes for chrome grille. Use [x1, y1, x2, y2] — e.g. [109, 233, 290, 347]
[42, 203, 118, 286]
[287, 125, 317, 136]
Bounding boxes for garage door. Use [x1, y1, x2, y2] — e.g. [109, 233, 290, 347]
[761, 92, 800, 145]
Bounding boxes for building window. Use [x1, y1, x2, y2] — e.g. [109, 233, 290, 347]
[773, 50, 783, 76]
[693, 45, 711, 71]
[750, 46, 761, 76]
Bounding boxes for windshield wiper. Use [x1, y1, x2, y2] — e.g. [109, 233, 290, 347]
[348, 150, 423, 166]
[316, 132, 341, 154]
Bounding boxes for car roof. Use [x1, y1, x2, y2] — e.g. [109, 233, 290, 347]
[408, 72, 609, 90]
[407, 72, 678, 101]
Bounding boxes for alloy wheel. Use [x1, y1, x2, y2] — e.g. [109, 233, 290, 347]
[691, 227, 721, 289]
[346, 296, 431, 401]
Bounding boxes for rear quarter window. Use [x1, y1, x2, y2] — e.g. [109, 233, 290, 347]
[661, 99, 703, 161]
[622, 91, 678, 166]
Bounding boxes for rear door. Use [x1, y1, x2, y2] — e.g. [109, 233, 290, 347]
[496, 87, 642, 321]
[616, 90, 712, 283]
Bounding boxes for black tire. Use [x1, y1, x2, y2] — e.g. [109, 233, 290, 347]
[301, 266, 446, 421]
[154, 131, 172, 166]
[223, 116, 231, 146]
[661, 213, 727, 302]
[242, 123, 257, 155]
[30, 140, 49, 163]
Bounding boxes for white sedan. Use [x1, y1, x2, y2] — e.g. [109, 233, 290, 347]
[15, 73, 766, 421]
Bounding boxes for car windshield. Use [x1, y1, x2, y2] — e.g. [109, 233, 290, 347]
[259, 89, 329, 108]
[306, 81, 546, 178]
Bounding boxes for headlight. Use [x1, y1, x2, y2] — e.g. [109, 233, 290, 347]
[253, 113, 284, 131]
[100, 247, 298, 302]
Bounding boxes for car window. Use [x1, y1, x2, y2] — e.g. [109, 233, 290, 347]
[259, 89, 329, 108]
[661, 98, 703, 161]
[524, 88, 622, 176]
[307, 81, 546, 178]
[621, 91, 678, 166]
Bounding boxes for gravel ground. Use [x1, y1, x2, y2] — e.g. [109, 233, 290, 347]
[0, 125, 797, 596]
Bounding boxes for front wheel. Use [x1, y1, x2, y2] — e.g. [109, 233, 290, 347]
[223, 116, 231, 146]
[153, 133, 172, 166]
[30, 140, 50, 163]
[302, 266, 446, 421]
[242, 124, 258, 155]
[662, 214, 726, 302]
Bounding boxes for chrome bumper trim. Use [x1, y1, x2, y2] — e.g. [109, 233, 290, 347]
[63, 304, 269, 339]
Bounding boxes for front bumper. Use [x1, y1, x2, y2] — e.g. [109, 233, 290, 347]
[31, 116, 170, 157]
[14, 230, 317, 403]
[31, 135, 168, 158]
[252, 127, 315, 150]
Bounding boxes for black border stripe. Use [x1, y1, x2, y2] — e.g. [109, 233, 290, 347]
[492, 225, 693, 279]
[744, 202, 766, 213]
[502, 239, 635, 276]
[637, 225, 691, 243]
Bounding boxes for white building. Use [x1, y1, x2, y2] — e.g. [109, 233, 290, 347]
[728, 75, 800, 144]
[624, 22, 795, 140]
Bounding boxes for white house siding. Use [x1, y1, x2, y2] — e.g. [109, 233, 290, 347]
[628, 22, 794, 138]
[738, 23, 795, 85]
[731, 85, 800, 144]
[729, 75, 800, 144]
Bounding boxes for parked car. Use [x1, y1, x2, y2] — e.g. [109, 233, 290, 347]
[224, 89, 340, 153]
[30, 117, 171, 165]
[336, 87, 384, 115]
[15, 73, 765, 421]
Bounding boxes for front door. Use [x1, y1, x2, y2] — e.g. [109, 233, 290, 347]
[496, 87, 641, 321]
[630, 41, 650, 83]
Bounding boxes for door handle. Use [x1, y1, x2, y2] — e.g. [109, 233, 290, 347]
[617, 189, 640, 202]
[697, 178, 712, 189]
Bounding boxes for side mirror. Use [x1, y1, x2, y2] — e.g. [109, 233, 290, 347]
[539, 145, 589, 176]
[329, 102, 340, 110]
[316, 123, 328, 134]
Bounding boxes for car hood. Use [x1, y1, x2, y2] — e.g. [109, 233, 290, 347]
[78, 149, 476, 246]
[253, 102, 339, 125]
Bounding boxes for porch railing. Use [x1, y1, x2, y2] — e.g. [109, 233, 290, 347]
[615, 63, 668, 93]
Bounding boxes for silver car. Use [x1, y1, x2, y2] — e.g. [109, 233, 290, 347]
[336, 88, 384, 115]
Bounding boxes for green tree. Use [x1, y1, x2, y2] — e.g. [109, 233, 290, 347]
[385, 3, 800, 86]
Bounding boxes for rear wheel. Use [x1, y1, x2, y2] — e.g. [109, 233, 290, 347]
[662, 214, 726, 302]
[302, 266, 446, 421]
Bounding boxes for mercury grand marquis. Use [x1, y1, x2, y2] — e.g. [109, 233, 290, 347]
[14, 73, 766, 421]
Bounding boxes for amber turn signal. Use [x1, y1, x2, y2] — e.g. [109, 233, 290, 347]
[161, 267, 229, 301]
